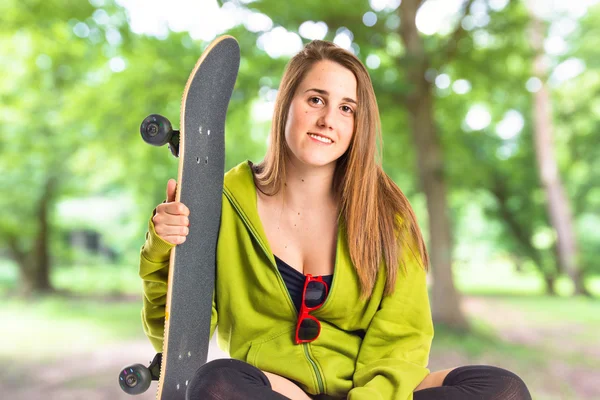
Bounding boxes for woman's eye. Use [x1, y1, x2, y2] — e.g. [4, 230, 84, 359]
[341, 105, 354, 114]
[309, 97, 323, 105]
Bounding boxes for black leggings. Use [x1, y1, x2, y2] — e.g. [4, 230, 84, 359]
[186, 359, 532, 400]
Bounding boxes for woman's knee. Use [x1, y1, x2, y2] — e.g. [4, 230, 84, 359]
[487, 366, 531, 399]
[186, 359, 268, 400]
[187, 359, 235, 398]
[445, 365, 531, 399]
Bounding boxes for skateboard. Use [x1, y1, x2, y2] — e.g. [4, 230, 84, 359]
[118, 35, 240, 398]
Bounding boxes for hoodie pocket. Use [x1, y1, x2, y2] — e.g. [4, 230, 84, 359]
[246, 328, 318, 394]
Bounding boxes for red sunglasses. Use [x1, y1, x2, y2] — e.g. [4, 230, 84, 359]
[295, 274, 329, 344]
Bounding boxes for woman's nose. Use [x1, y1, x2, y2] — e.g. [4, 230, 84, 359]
[317, 106, 335, 129]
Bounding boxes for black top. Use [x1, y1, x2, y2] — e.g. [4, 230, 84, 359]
[274, 255, 333, 313]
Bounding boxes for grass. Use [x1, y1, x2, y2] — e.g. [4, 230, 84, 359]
[454, 258, 600, 297]
[431, 322, 545, 364]
[482, 294, 600, 325]
[0, 260, 150, 365]
[0, 296, 145, 362]
[429, 293, 600, 400]
[430, 322, 584, 400]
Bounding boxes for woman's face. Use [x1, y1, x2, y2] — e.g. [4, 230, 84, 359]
[284, 60, 357, 168]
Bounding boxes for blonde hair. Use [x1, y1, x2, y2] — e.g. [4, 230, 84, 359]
[253, 40, 428, 297]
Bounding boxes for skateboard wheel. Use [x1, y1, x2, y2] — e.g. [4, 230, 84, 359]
[118, 363, 152, 395]
[140, 114, 173, 146]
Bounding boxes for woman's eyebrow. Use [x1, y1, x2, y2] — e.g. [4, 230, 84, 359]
[305, 88, 357, 105]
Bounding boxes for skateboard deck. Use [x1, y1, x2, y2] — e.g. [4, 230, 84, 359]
[119, 35, 240, 398]
[159, 34, 239, 400]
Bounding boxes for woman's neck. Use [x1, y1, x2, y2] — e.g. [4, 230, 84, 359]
[278, 157, 338, 214]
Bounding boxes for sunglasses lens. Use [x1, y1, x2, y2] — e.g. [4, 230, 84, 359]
[305, 281, 327, 308]
[298, 318, 320, 341]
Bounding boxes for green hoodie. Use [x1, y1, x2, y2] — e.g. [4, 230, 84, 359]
[139, 161, 434, 400]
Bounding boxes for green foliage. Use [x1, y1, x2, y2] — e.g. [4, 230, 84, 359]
[0, 0, 598, 291]
[0, 0, 270, 269]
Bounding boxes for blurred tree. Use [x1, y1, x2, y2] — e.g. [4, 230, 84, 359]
[2, 0, 598, 302]
[526, 1, 590, 296]
[397, 0, 474, 330]
[421, 1, 600, 296]
[0, 0, 277, 294]
[553, 4, 600, 283]
[434, 1, 563, 294]
[0, 0, 107, 294]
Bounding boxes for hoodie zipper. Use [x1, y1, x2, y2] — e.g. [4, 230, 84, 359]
[303, 344, 324, 392]
[224, 190, 325, 394]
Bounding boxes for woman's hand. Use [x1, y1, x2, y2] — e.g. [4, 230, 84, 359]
[152, 179, 190, 245]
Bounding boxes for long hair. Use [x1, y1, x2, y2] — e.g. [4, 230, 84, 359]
[253, 40, 429, 298]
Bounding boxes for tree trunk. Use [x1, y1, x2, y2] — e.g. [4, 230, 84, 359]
[8, 176, 56, 295]
[527, 6, 589, 296]
[543, 275, 557, 296]
[399, 0, 469, 331]
[489, 173, 559, 295]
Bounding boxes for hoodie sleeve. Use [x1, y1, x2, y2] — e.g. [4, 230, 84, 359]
[347, 246, 434, 400]
[139, 213, 218, 352]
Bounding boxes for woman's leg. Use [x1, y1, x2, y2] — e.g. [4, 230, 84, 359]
[414, 365, 532, 400]
[186, 359, 292, 400]
[263, 371, 313, 400]
[415, 367, 456, 391]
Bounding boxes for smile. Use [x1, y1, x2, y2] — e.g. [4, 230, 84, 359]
[308, 133, 333, 144]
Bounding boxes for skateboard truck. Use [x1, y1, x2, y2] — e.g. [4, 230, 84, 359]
[118, 352, 162, 395]
[140, 114, 180, 157]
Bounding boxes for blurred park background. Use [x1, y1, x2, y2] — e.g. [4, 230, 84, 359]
[1, 0, 599, 399]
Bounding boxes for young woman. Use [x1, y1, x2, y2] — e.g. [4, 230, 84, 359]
[139, 40, 531, 400]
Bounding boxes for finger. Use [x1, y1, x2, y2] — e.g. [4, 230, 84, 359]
[159, 202, 190, 216]
[153, 213, 189, 229]
[155, 224, 190, 236]
[166, 179, 177, 203]
[161, 235, 187, 245]
[155, 224, 189, 237]
[162, 215, 189, 227]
